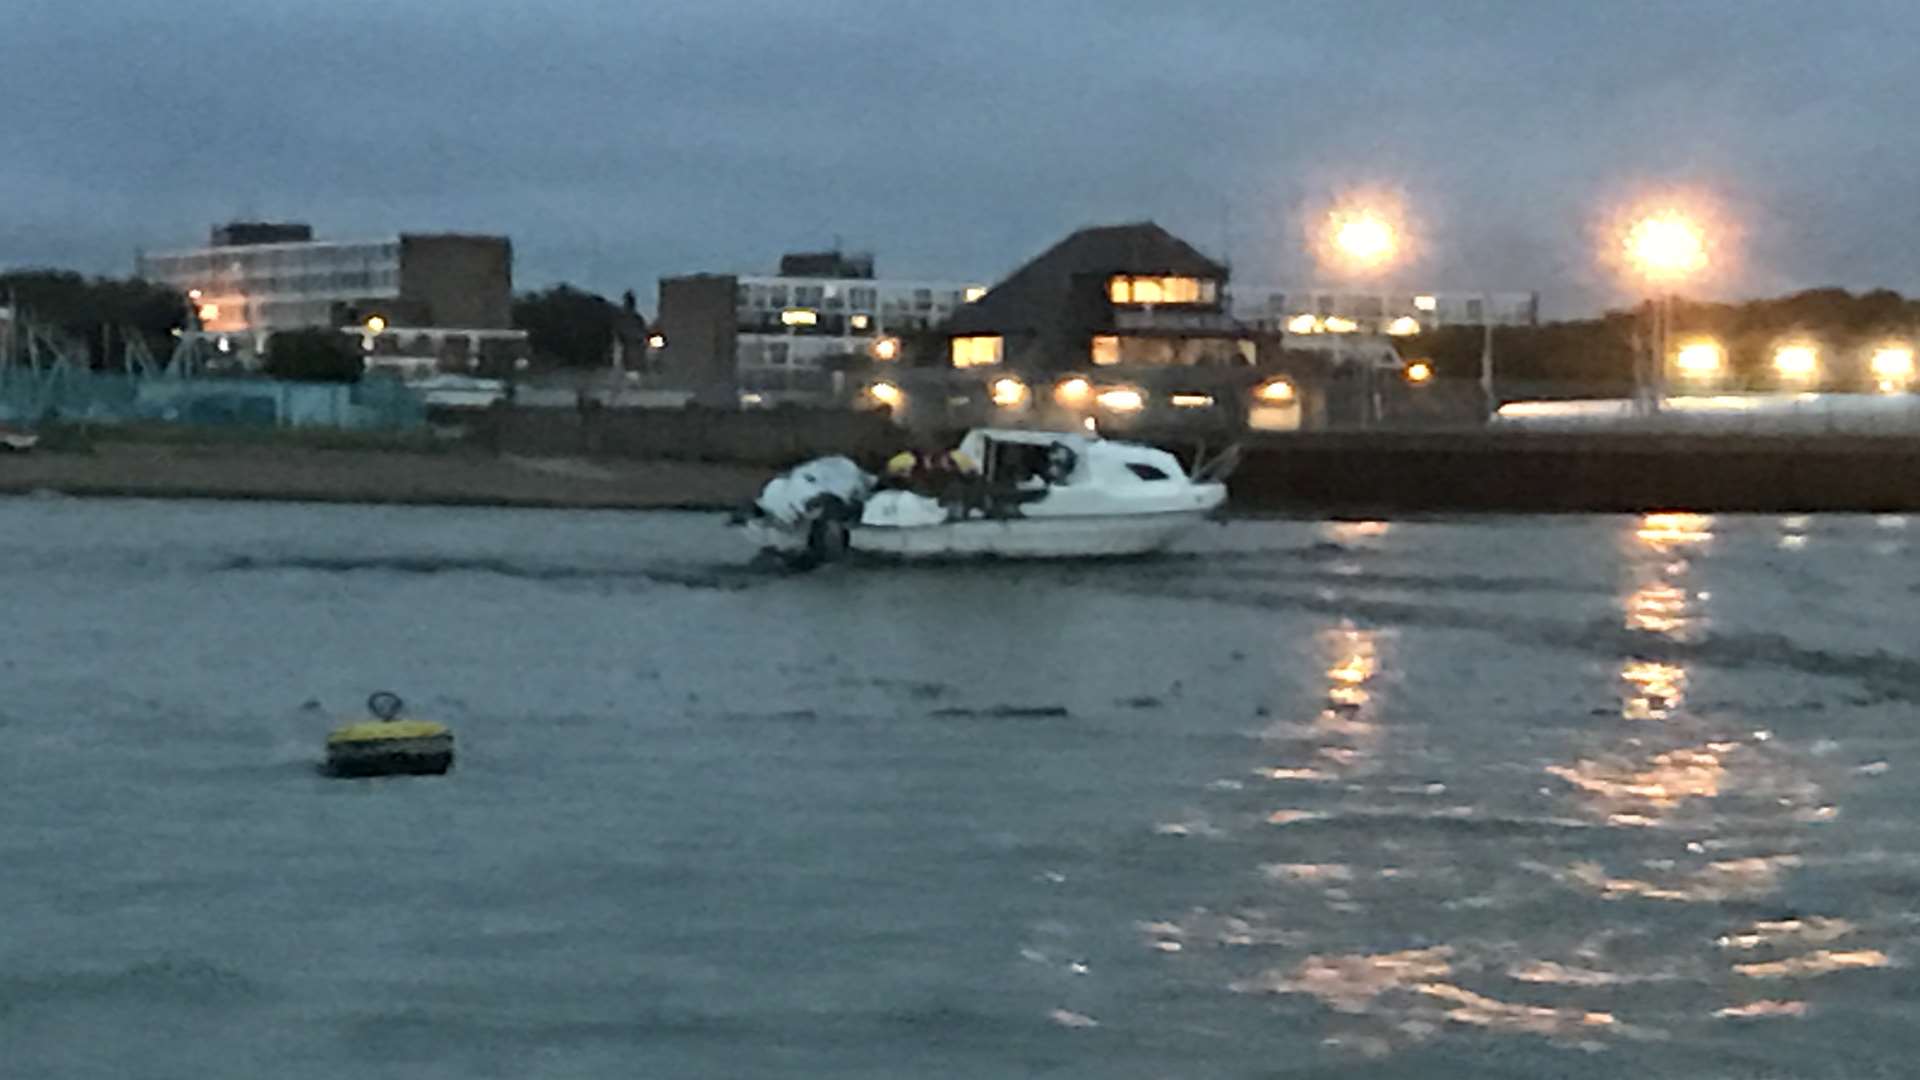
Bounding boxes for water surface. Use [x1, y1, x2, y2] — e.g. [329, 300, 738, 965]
[4, 499, 1918, 1077]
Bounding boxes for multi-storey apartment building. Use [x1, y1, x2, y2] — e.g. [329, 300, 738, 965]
[655, 250, 986, 406]
[135, 223, 524, 371]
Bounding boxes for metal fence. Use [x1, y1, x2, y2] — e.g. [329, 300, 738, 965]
[0, 371, 426, 431]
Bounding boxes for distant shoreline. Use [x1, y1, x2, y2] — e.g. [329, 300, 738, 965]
[0, 442, 767, 513]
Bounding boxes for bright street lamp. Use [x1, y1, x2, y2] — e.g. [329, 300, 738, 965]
[1772, 343, 1819, 384]
[1623, 211, 1708, 286]
[1329, 210, 1396, 272]
[1620, 207, 1712, 414]
[1673, 338, 1725, 380]
[1870, 345, 1913, 392]
[1311, 193, 1411, 428]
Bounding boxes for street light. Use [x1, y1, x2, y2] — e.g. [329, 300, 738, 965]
[1623, 211, 1708, 285]
[871, 336, 900, 361]
[1673, 338, 1725, 381]
[1324, 208, 1398, 276]
[1871, 344, 1914, 392]
[1311, 192, 1411, 428]
[1772, 343, 1819, 385]
[1054, 376, 1092, 406]
[1255, 378, 1295, 403]
[1621, 207, 1712, 414]
[1403, 361, 1433, 385]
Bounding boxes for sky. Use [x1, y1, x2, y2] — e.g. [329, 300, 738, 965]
[2, 0, 1915, 317]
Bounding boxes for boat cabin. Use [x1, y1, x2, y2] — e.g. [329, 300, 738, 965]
[956, 428, 1191, 492]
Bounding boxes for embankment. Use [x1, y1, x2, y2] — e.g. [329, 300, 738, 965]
[0, 441, 766, 511]
[1235, 431, 1920, 513]
[12, 413, 1920, 515]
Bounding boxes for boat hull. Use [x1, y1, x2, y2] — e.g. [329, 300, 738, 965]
[741, 509, 1215, 561]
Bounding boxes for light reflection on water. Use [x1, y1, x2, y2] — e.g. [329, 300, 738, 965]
[12, 501, 1920, 1074]
[1196, 511, 1899, 1063]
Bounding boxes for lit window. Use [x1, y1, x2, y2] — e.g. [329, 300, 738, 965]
[850, 314, 871, 331]
[1413, 295, 1438, 312]
[781, 309, 818, 327]
[1091, 335, 1120, 366]
[951, 335, 1003, 368]
[964, 286, 987, 303]
[1107, 276, 1210, 306]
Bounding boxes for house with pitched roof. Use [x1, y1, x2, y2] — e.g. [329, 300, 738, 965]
[875, 222, 1322, 434]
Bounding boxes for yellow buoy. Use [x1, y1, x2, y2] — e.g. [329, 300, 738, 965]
[323, 692, 454, 778]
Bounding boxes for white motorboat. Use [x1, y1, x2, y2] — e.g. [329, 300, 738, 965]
[735, 428, 1233, 566]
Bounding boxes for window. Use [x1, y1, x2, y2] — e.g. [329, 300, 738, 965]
[914, 288, 933, 310]
[767, 285, 788, 307]
[1126, 463, 1170, 481]
[1091, 335, 1120, 366]
[950, 336, 1003, 368]
[767, 343, 789, 366]
[795, 285, 824, 307]
[850, 313, 871, 331]
[849, 287, 877, 309]
[1108, 276, 1215, 305]
[1466, 298, 1484, 322]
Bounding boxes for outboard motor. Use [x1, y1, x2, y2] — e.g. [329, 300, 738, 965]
[744, 455, 875, 569]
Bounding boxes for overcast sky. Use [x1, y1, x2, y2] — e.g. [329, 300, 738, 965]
[3, 0, 1914, 315]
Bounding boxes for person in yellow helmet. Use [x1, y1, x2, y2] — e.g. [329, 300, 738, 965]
[884, 440, 979, 498]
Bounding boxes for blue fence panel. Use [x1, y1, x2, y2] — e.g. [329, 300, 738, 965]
[0, 371, 425, 431]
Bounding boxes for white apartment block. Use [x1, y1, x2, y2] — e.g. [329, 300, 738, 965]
[731, 274, 987, 397]
[1237, 287, 1540, 336]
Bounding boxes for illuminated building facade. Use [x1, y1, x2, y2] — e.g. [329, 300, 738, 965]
[135, 224, 523, 371]
[1237, 288, 1540, 336]
[655, 251, 985, 406]
[896, 222, 1304, 433]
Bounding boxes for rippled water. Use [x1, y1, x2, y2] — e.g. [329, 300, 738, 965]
[5, 498, 1920, 1077]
